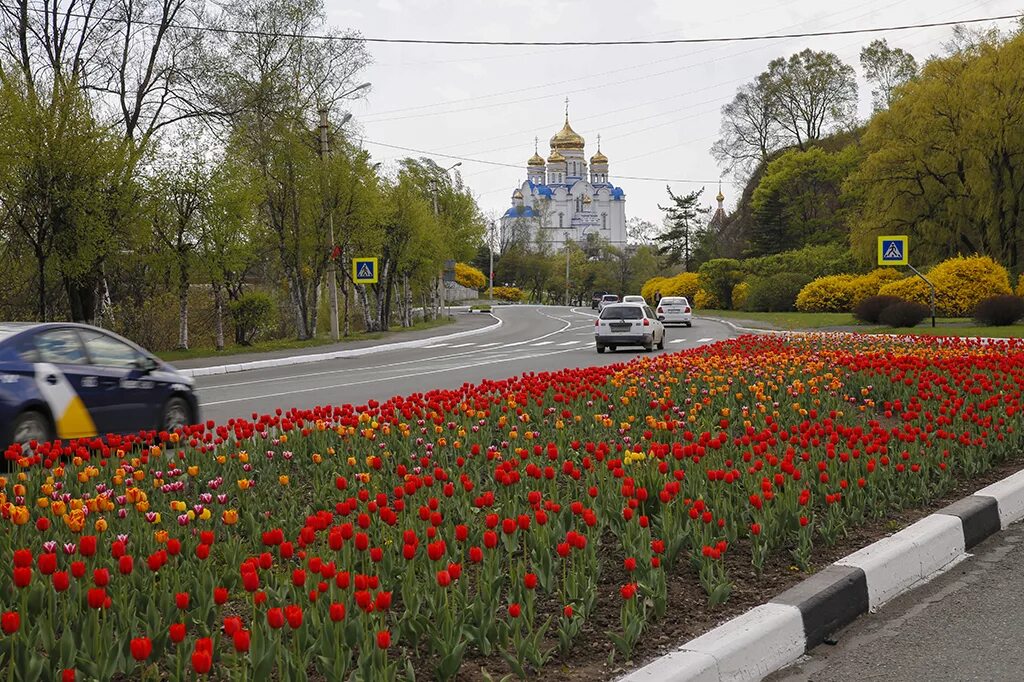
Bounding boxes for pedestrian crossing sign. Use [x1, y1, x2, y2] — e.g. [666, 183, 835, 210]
[877, 236, 909, 266]
[352, 257, 378, 284]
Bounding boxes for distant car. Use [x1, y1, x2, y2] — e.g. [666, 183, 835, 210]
[621, 295, 647, 306]
[0, 323, 199, 452]
[657, 296, 693, 327]
[597, 294, 619, 312]
[594, 303, 665, 353]
[591, 291, 609, 309]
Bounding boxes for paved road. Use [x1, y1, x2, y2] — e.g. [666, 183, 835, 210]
[768, 523, 1024, 682]
[195, 306, 734, 423]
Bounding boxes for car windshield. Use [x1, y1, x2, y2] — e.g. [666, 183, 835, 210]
[600, 306, 643, 320]
[602, 295, 618, 301]
[661, 298, 688, 305]
[623, 296, 644, 302]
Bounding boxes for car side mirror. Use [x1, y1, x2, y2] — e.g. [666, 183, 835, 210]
[136, 356, 159, 374]
[658, 316, 665, 321]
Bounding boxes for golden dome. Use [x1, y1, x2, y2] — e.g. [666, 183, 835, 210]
[590, 150, 608, 164]
[512, 189, 523, 199]
[527, 151, 545, 166]
[549, 116, 585, 151]
[582, 194, 592, 204]
[547, 150, 566, 164]
[716, 190, 725, 202]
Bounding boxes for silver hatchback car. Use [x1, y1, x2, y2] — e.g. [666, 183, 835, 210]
[594, 303, 665, 353]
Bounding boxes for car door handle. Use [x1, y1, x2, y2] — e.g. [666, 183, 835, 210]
[45, 374, 58, 386]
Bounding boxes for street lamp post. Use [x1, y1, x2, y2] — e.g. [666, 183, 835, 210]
[564, 231, 570, 307]
[434, 162, 462, 318]
[489, 220, 495, 304]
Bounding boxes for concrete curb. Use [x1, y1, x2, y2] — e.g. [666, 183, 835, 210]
[619, 466, 1024, 682]
[698, 316, 1015, 344]
[176, 313, 502, 379]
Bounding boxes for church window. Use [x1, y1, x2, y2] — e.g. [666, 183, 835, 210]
[602, 213, 607, 229]
[558, 213, 564, 228]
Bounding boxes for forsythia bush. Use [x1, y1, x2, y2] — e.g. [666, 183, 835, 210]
[731, 281, 750, 310]
[795, 275, 857, 312]
[455, 263, 487, 290]
[848, 268, 903, 306]
[878, 255, 1012, 316]
[641, 277, 668, 301]
[1017, 273, 1024, 296]
[693, 289, 718, 309]
[641, 273, 700, 301]
[491, 286, 525, 302]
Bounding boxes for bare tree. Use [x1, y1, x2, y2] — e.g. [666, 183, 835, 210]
[710, 74, 783, 179]
[763, 49, 858, 150]
[860, 39, 918, 111]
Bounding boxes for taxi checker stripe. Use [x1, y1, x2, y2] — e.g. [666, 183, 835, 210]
[34, 362, 97, 439]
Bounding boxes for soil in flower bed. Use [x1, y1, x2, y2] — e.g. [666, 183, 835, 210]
[450, 456, 1024, 682]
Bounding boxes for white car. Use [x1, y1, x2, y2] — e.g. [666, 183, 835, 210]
[597, 294, 619, 312]
[657, 296, 693, 327]
[621, 295, 647, 306]
[594, 303, 665, 353]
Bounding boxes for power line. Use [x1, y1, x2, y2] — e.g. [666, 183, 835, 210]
[2, 4, 1018, 47]
[361, 139, 727, 185]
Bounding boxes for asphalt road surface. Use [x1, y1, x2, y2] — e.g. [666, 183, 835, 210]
[767, 522, 1024, 682]
[195, 306, 735, 423]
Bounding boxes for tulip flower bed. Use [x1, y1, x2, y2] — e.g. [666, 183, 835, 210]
[2, 334, 1023, 681]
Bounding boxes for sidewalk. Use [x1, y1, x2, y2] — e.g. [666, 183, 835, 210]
[170, 310, 497, 376]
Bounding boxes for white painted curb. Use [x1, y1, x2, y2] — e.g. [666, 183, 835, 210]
[975, 469, 1024, 528]
[836, 513, 964, 610]
[176, 313, 502, 379]
[620, 603, 804, 682]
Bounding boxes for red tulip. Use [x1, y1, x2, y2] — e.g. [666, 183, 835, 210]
[376, 630, 391, 649]
[52, 571, 70, 592]
[267, 608, 285, 629]
[62, 670, 75, 682]
[214, 587, 228, 605]
[169, 622, 186, 643]
[523, 573, 538, 590]
[1, 611, 19, 634]
[191, 648, 212, 675]
[130, 637, 152, 662]
[87, 588, 107, 609]
[233, 629, 251, 653]
[508, 603, 522, 618]
[93, 569, 109, 587]
[13, 567, 31, 588]
[37, 553, 57, 576]
[118, 556, 134, 575]
[329, 602, 345, 622]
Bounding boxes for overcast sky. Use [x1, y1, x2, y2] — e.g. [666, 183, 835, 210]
[326, 0, 1019, 228]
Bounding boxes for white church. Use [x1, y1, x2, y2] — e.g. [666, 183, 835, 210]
[501, 108, 627, 250]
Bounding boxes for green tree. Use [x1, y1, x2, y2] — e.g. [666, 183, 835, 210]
[859, 39, 918, 111]
[656, 186, 710, 271]
[711, 74, 783, 179]
[764, 49, 858, 150]
[749, 146, 860, 256]
[697, 258, 744, 310]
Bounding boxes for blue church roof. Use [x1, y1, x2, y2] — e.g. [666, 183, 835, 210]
[504, 206, 535, 218]
[527, 180, 554, 197]
[611, 187, 625, 199]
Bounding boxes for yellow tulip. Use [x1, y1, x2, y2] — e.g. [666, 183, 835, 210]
[222, 509, 239, 525]
[94, 518, 108, 532]
[187, 466, 199, 477]
[11, 506, 30, 526]
[278, 475, 289, 486]
[237, 479, 250, 490]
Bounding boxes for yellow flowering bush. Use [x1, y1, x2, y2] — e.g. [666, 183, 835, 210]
[641, 276, 668, 301]
[795, 275, 857, 312]
[455, 262, 487, 290]
[642, 273, 700, 301]
[492, 286, 525, 302]
[692, 289, 719, 309]
[1017, 273, 1024, 296]
[878, 255, 1012, 316]
[731, 281, 750, 310]
[847, 268, 903, 306]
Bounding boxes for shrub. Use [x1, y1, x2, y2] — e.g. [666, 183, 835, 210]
[731, 281, 750, 310]
[848, 268, 903, 306]
[641, 276, 668, 302]
[853, 295, 903, 324]
[879, 255, 1011, 317]
[492, 286, 525, 302]
[973, 295, 1024, 326]
[878, 300, 930, 328]
[697, 259, 743, 310]
[743, 244, 858, 279]
[1017, 273, 1024, 296]
[743, 273, 811, 312]
[661, 272, 700, 300]
[795, 274, 856, 312]
[229, 292, 275, 345]
[692, 289, 718, 309]
[455, 263, 487, 290]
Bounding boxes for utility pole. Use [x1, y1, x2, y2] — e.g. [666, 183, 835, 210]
[564, 231, 570, 307]
[319, 108, 340, 342]
[489, 221, 495, 303]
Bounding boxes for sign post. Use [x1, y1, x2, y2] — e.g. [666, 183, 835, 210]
[352, 257, 378, 285]
[878, 235, 935, 327]
[442, 260, 456, 319]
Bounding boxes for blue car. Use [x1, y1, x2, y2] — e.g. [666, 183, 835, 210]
[0, 322, 199, 449]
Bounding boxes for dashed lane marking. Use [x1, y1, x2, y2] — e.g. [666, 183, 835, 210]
[447, 342, 476, 348]
[697, 337, 714, 343]
[423, 343, 449, 348]
[531, 341, 555, 346]
[558, 341, 578, 346]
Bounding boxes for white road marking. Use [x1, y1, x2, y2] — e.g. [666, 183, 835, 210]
[669, 339, 687, 344]
[697, 337, 714, 343]
[531, 341, 554, 346]
[477, 342, 502, 347]
[423, 343, 449, 348]
[447, 342, 476, 348]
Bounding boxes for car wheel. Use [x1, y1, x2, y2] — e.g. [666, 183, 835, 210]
[685, 321, 692, 327]
[596, 344, 605, 354]
[656, 333, 665, 350]
[11, 410, 53, 448]
[161, 396, 193, 432]
[609, 346, 617, 352]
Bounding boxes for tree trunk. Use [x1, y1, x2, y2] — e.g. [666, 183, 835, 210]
[213, 282, 225, 351]
[36, 249, 46, 322]
[342, 272, 350, 337]
[404, 275, 412, 327]
[177, 268, 190, 350]
[356, 284, 375, 331]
